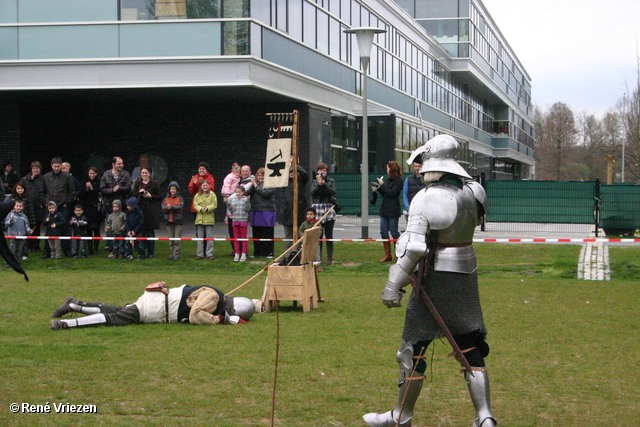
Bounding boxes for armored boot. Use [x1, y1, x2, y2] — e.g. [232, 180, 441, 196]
[466, 368, 496, 427]
[52, 297, 101, 318]
[379, 241, 392, 262]
[363, 373, 424, 426]
[51, 313, 107, 329]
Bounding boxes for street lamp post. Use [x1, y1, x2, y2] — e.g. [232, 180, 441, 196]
[622, 93, 627, 182]
[345, 27, 386, 239]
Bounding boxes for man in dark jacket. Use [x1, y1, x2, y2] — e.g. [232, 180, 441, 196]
[403, 161, 426, 214]
[100, 156, 132, 215]
[42, 157, 75, 257]
[19, 161, 46, 252]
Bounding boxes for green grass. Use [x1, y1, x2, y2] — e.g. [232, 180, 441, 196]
[0, 242, 639, 426]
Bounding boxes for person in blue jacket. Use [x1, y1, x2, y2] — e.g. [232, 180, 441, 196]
[124, 197, 145, 260]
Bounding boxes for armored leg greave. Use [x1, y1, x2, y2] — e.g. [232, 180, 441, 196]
[363, 374, 424, 427]
[466, 368, 496, 427]
[364, 342, 426, 427]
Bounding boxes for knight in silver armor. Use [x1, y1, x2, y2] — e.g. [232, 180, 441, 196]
[363, 134, 496, 427]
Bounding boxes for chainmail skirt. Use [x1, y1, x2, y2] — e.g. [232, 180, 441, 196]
[402, 269, 487, 343]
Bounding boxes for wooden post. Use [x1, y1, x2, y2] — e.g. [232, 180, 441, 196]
[292, 110, 300, 236]
[605, 155, 615, 184]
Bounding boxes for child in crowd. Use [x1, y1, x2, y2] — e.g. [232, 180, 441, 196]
[124, 197, 145, 260]
[221, 163, 241, 202]
[10, 183, 35, 260]
[298, 207, 318, 238]
[162, 181, 184, 261]
[69, 204, 88, 259]
[105, 200, 126, 259]
[43, 201, 65, 260]
[193, 180, 217, 260]
[3, 200, 32, 267]
[227, 186, 251, 262]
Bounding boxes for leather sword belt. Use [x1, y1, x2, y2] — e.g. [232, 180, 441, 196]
[435, 241, 472, 248]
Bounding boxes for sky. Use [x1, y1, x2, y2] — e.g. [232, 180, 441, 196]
[482, 0, 640, 116]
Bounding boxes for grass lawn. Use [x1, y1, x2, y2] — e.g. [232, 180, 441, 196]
[0, 241, 638, 426]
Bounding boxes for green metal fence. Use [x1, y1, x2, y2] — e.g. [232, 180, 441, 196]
[599, 183, 640, 232]
[485, 180, 596, 224]
[331, 175, 640, 232]
[332, 173, 400, 216]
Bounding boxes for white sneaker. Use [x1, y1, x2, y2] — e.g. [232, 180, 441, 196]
[240, 253, 247, 262]
[233, 253, 240, 262]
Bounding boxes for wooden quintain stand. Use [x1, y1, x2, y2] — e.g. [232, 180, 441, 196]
[226, 207, 333, 312]
[262, 227, 322, 313]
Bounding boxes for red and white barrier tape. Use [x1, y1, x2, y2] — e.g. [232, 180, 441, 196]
[5, 236, 640, 243]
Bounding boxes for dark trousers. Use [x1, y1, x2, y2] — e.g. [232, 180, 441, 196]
[89, 302, 141, 326]
[227, 219, 235, 252]
[252, 226, 274, 257]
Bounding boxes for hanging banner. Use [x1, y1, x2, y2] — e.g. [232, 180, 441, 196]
[263, 138, 292, 188]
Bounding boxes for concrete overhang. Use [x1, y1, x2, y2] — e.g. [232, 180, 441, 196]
[492, 148, 535, 166]
[0, 56, 384, 117]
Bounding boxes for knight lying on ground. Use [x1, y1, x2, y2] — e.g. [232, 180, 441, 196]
[50, 283, 255, 329]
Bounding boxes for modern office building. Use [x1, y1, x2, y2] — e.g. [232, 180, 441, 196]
[0, 0, 534, 204]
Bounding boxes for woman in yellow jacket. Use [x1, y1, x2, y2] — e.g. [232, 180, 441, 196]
[193, 180, 217, 260]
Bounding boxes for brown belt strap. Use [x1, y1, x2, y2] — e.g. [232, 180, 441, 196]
[436, 241, 473, 248]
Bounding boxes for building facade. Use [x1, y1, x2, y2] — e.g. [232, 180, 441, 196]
[0, 0, 534, 213]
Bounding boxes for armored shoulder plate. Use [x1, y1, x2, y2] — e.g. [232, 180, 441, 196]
[414, 183, 459, 231]
[464, 180, 487, 215]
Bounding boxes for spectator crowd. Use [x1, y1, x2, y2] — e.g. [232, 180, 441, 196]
[1, 155, 360, 269]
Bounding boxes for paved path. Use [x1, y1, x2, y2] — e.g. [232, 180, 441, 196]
[577, 241, 611, 281]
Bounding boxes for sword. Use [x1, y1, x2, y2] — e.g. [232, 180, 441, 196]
[411, 246, 473, 376]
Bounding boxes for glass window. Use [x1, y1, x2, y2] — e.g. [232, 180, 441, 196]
[396, 118, 403, 150]
[223, 0, 248, 17]
[303, 2, 316, 48]
[403, 123, 410, 151]
[250, 0, 269, 23]
[288, 0, 303, 41]
[121, 0, 155, 20]
[185, 0, 221, 18]
[341, 23, 349, 63]
[328, 0, 340, 15]
[276, 0, 287, 32]
[394, 0, 415, 16]
[317, 9, 329, 55]
[340, 0, 351, 21]
[416, 0, 458, 18]
[360, 5, 369, 26]
[351, 1, 360, 27]
[329, 16, 340, 59]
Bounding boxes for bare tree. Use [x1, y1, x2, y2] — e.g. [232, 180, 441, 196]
[535, 102, 578, 180]
[619, 79, 640, 182]
[601, 111, 624, 180]
[576, 111, 608, 180]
